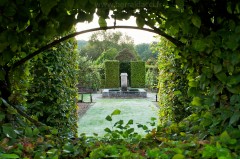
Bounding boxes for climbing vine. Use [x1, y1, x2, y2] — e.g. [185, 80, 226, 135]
[0, 0, 240, 158]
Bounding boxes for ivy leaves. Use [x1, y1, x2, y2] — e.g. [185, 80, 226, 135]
[191, 15, 201, 28]
[39, 0, 58, 15]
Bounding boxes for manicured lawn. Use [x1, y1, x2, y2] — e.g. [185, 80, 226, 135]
[77, 95, 159, 137]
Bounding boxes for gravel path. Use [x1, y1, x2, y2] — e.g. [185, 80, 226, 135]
[77, 102, 92, 118]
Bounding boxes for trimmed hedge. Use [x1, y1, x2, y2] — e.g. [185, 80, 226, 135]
[131, 61, 145, 88]
[105, 60, 120, 88]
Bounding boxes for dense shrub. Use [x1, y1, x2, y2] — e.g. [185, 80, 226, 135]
[145, 65, 158, 91]
[105, 60, 120, 88]
[115, 48, 137, 62]
[131, 61, 145, 88]
[27, 40, 79, 136]
[154, 38, 192, 123]
[78, 56, 101, 91]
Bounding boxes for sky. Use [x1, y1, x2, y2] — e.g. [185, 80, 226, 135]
[75, 15, 158, 44]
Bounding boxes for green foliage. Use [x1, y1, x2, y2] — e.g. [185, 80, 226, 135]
[135, 43, 157, 61]
[131, 61, 145, 88]
[77, 40, 88, 50]
[154, 38, 192, 122]
[115, 48, 138, 62]
[105, 60, 120, 88]
[78, 56, 101, 91]
[80, 31, 136, 60]
[1, 0, 240, 158]
[27, 40, 79, 136]
[95, 48, 118, 65]
[145, 66, 158, 91]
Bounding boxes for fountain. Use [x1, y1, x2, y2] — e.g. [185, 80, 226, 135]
[102, 73, 147, 98]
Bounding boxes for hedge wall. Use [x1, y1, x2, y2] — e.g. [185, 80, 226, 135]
[105, 60, 120, 88]
[131, 61, 145, 88]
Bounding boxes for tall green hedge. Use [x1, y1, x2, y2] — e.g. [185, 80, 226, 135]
[105, 60, 120, 88]
[131, 61, 145, 88]
[27, 40, 79, 137]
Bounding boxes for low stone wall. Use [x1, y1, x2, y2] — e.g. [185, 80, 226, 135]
[102, 89, 147, 98]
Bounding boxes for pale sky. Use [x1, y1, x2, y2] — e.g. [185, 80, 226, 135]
[75, 15, 158, 44]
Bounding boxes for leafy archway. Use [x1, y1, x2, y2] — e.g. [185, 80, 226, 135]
[1, 0, 240, 158]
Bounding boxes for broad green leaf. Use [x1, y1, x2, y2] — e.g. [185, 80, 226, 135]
[2, 124, 17, 138]
[111, 109, 121, 116]
[225, 34, 240, 51]
[227, 75, 240, 85]
[105, 115, 112, 121]
[33, 128, 40, 136]
[126, 128, 134, 134]
[151, 117, 156, 121]
[47, 148, 58, 154]
[0, 112, 5, 121]
[191, 15, 201, 28]
[202, 145, 216, 158]
[143, 125, 148, 130]
[176, 0, 184, 9]
[98, 17, 107, 27]
[188, 81, 198, 87]
[172, 154, 185, 159]
[40, 0, 58, 15]
[127, 119, 133, 125]
[104, 128, 111, 133]
[215, 72, 227, 84]
[214, 64, 222, 74]
[226, 85, 240, 93]
[192, 39, 206, 52]
[136, 17, 145, 28]
[25, 127, 33, 137]
[227, 64, 234, 74]
[0, 154, 19, 158]
[174, 90, 182, 95]
[191, 97, 202, 106]
[50, 128, 58, 135]
[220, 131, 231, 144]
[213, 49, 222, 58]
[229, 111, 240, 125]
[115, 120, 124, 126]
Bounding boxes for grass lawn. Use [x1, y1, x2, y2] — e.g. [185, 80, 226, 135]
[77, 96, 159, 137]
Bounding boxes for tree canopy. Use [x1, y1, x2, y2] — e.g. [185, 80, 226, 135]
[79, 30, 136, 60]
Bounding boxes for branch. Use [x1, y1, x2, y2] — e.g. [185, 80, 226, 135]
[143, 20, 184, 48]
[1, 98, 45, 127]
[11, 25, 183, 69]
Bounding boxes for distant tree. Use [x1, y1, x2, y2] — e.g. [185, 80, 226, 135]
[135, 43, 157, 61]
[115, 48, 138, 62]
[77, 40, 88, 50]
[80, 31, 137, 60]
[95, 48, 118, 65]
